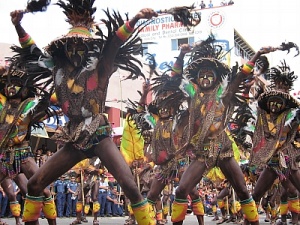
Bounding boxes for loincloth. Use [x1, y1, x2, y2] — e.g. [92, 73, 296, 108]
[194, 132, 233, 171]
[0, 146, 33, 178]
[52, 114, 112, 152]
[155, 157, 189, 183]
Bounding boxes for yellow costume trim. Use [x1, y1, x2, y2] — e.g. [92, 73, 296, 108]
[92, 202, 100, 213]
[22, 196, 43, 222]
[171, 200, 188, 223]
[240, 198, 259, 222]
[217, 199, 225, 208]
[43, 197, 57, 220]
[10, 201, 21, 217]
[280, 202, 288, 215]
[76, 201, 83, 213]
[163, 205, 169, 215]
[84, 204, 90, 214]
[288, 197, 300, 213]
[131, 200, 155, 225]
[192, 199, 204, 216]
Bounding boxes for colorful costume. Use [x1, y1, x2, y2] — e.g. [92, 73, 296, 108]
[158, 35, 260, 224]
[0, 43, 56, 224]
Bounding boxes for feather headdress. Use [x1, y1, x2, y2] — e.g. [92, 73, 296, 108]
[258, 60, 300, 112]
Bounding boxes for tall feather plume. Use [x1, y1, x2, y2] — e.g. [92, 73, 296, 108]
[56, 0, 96, 28]
[268, 60, 298, 92]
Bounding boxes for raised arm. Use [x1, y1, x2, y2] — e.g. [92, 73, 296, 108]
[102, 8, 158, 80]
[171, 44, 192, 77]
[11, 10, 35, 48]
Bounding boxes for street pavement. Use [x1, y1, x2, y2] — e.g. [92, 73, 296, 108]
[4, 214, 276, 225]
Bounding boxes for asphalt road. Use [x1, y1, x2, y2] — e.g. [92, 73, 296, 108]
[4, 214, 278, 225]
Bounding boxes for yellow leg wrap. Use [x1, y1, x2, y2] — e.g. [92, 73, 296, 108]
[212, 205, 217, 213]
[43, 196, 57, 220]
[217, 199, 225, 209]
[171, 199, 188, 223]
[192, 198, 204, 216]
[10, 201, 21, 217]
[84, 204, 90, 214]
[131, 199, 155, 225]
[280, 201, 288, 215]
[270, 207, 277, 218]
[230, 201, 241, 214]
[156, 210, 163, 220]
[128, 204, 134, 215]
[163, 205, 169, 216]
[147, 199, 156, 220]
[240, 197, 259, 223]
[22, 195, 43, 222]
[288, 197, 300, 213]
[76, 201, 83, 213]
[93, 202, 100, 214]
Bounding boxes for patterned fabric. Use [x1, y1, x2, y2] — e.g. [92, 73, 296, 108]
[0, 146, 34, 178]
[52, 114, 112, 150]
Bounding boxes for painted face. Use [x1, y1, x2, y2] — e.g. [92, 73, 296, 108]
[156, 91, 174, 118]
[197, 68, 217, 89]
[142, 130, 152, 144]
[4, 81, 22, 99]
[267, 96, 286, 113]
[64, 41, 88, 67]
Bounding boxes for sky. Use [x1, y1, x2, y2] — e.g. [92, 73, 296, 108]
[1, 0, 300, 88]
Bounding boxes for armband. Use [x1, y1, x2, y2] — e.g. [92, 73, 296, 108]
[116, 21, 134, 41]
[241, 61, 255, 75]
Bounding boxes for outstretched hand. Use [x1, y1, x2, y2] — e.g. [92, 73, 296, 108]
[135, 8, 158, 20]
[258, 46, 277, 55]
[179, 43, 192, 54]
[10, 10, 24, 26]
[142, 81, 151, 94]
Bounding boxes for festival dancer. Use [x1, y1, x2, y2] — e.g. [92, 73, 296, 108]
[10, 1, 160, 224]
[248, 60, 300, 225]
[166, 36, 278, 225]
[144, 44, 205, 225]
[0, 44, 56, 225]
[0, 174, 27, 225]
[68, 158, 101, 225]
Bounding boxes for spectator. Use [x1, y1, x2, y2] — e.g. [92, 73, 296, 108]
[208, 0, 213, 8]
[65, 175, 78, 217]
[43, 149, 53, 163]
[228, 0, 234, 5]
[54, 175, 68, 217]
[98, 174, 109, 217]
[35, 149, 44, 167]
[200, 0, 206, 8]
[220, 1, 227, 6]
[106, 186, 124, 217]
[0, 185, 8, 218]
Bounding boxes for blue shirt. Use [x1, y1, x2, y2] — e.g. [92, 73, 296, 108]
[67, 181, 78, 193]
[54, 180, 67, 193]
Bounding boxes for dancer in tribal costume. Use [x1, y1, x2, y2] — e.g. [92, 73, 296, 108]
[166, 35, 278, 225]
[0, 43, 56, 224]
[68, 157, 102, 225]
[142, 44, 205, 225]
[248, 60, 300, 225]
[10, 1, 159, 224]
[11, 1, 201, 224]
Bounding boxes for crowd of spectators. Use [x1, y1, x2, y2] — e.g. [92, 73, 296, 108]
[198, 0, 234, 9]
